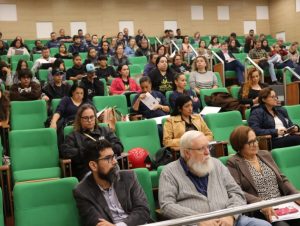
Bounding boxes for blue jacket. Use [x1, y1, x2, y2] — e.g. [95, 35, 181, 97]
[248, 104, 295, 138]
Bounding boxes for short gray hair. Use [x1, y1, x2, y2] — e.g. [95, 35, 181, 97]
[180, 130, 205, 158]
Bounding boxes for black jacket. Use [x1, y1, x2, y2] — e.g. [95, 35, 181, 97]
[248, 104, 296, 138]
[42, 82, 71, 100]
[79, 77, 104, 101]
[61, 126, 123, 180]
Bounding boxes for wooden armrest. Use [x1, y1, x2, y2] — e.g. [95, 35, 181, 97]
[118, 153, 129, 169]
[155, 209, 169, 221]
[60, 158, 72, 177]
[240, 104, 250, 120]
[129, 114, 143, 121]
[210, 141, 228, 157]
[257, 135, 272, 151]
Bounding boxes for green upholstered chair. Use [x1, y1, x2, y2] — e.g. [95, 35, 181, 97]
[272, 145, 300, 190]
[283, 105, 300, 126]
[0, 187, 4, 226]
[199, 87, 228, 108]
[9, 128, 62, 183]
[93, 95, 128, 115]
[10, 54, 30, 63]
[13, 177, 80, 226]
[116, 120, 161, 188]
[133, 168, 156, 221]
[51, 98, 61, 113]
[10, 100, 47, 130]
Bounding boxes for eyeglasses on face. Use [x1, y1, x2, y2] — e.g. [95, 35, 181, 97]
[95, 154, 120, 164]
[81, 115, 95, 122]
[268, 95, 278, 99]
[187, 145, 212, 153]
[247, 138, 259, 147]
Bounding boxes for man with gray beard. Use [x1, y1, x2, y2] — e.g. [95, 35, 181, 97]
[73, 139, 151, 226]
[159, 130, 271, 226]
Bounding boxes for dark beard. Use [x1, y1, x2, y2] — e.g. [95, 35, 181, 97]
[98, 164, 120, 184]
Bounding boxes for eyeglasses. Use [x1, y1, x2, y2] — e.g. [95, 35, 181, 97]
[96, 154, 118, 164]
[187, 145, 212, 153]
[247, 138, 259, 147]
[268, 95, 278, 99]
[81, 115, 95, 122]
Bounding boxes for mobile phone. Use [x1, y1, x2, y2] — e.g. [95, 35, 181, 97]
[286, 125, 296, 134]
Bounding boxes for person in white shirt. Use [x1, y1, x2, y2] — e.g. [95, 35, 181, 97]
[32, 47, 56, 75]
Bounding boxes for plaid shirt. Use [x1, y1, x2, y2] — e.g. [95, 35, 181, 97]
[249, 48, 268, 59]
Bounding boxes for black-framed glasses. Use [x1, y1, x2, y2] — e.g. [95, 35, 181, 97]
[81, 115, 95, 122]
[187, 145, 212, 153]
[96, 154, 118, 164]
[247, 138, 259, 147]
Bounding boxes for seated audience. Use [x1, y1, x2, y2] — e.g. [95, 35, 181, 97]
[32, 47, 56, 75]
[116, 32, 125, 46]
[163, 95, 213, 150]
[61, 104, 123, 180]
[143, 53, 158, 77]
[111, 44, 130, 66]
[169, 73, 200, 112]
[31, 40, 44, 54]
[228, 39, 240, 53]
[11, 59, 28, 84]
[238, 68, 268, 106]
[72, 139, 150, 225]
[269, 43, 294, 71]
[175, 28, 184, 41]
[0, 61, 13, 86]
[7, 38, 30, 58]
[95, 55, 117, 84]
[0, 88, 9, 128]
[135, 29, 147, 47]
[80, 64, 104, 100]
[9, 69, 42, 101]
[170, 54, 191, 74]
[262, 39, 272, 53]
[84, 47, 98, 66]
[43, 68, 71, 101]
[50, 83, 90, 130]
[156, 45, 169, 58]
[132, 76, 169, 119]
[48, 58, 67, 83]
[226, 32, 242, 47]
[124, 38, 137, 57]
[207, 35, 221, 49]
[217, 42, 245, 85]
[244, 37, 255, 53]
[198, 40, 211, 59]
[248, 87, 300, 149]
[192, 31, 201, 45]
[88, 34, 101, 52]
[46, 32, 60, 49]
[68, 35, 88, 54]
[288, 42, 299, 67]
[110, 64, 141, 95]
[135, 38, 151, 60]
[57, 28, 72, 42]
[148, 56, 175, 95]
[189, 56, 218, 95]
[123, 27, 131, 46]
[181, 35, 194, 61]
[54, 43, 72, 59]
[66, 54, 86, 81]
[98, 41, 113, 58]
[228, 125, 300, 226]
[0, 40, 8, 56]
[159, 130, 271, 226]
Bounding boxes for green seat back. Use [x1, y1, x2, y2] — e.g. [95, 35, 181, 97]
[50, 47, 59, 56]
[0, 187, 4, 226]
[0, 84, 4, 92]
[130, 93, 137, 106]
[99, 78, 108, 96]
[11, 60, 33, 71]
[11, 100, 47, 130]
[9, 128, 60, 183]
[157, 165, 164, 179]
[245, 108, 251, 121]
[63, 59, 73, 70]
[204, 111, 243, 142]
[24, 40, 35, 46]
[165, 90, 172, 106]
[38, 69, 49, 82]
[0, 55, 8, 64]
[283, 105, 300, 126]
[11, 54, 30, 63]
[51, 98, 61, 113]
[230, 86, 240, 99]
[133, 168, 156, 221]
[233, 53, 247, 64]
[214, 72, 223, 87]
[284, 70, 293, 84]
[115, 120, 160, 157]
[79, 52, 87, 61]
[93, 95, 128, 115]
[199, 87, 228, 107]
[128, 64, 142, 77]
[14, 177, 80, 226]
[272, 145, 300, 190]
[218, 156, 230, 166]
[32, 54, 42, 62]
[128, 56, 147, 67]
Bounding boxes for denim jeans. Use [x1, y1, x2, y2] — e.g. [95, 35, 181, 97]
[235, 215, 272, 226]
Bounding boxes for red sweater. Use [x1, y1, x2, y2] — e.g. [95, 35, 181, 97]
[109, 77, 141, 95]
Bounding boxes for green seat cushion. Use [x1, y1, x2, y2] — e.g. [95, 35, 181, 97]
[225, 71, 236, 79]
[149, 170, 158, 188]
[13, 167, 61, 183]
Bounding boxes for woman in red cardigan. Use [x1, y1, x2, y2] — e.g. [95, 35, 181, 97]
[109, 64, 141, 95]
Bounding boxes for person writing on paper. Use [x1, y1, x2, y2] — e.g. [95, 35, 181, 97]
[227, 125, 300, 226]
[163, 95, 213, 151]
[132, 76, 169, 119]
[109, 64, 141, 95]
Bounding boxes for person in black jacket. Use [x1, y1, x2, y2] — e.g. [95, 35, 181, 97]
[248, 87, 300, 149]
[61, 103, 123, 180]
[43, 68, 71, 101]
[80, 64, 104, 100]
[217, 42, 245, 85]
[135, 38, 150, 60]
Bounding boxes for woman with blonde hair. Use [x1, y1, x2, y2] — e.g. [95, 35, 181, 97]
[238, 67, 267, 106]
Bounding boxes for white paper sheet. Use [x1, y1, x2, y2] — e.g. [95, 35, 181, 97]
[271, 202, 300, 222]
[140, 92, 159, 110]
[151, 115, 170, 125]
[200, 106, 221, 115]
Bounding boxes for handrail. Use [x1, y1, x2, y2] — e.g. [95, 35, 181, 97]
[211, 50, 225, 86]
[155, 37, 162, 45]
[188, 44, 199, 57]
[144, 193, 300, 226]
[245, 56, 265, 83]
[147, 38, 152, 51]
[283, 66, 300, 104]
[170, 40, 180, 52]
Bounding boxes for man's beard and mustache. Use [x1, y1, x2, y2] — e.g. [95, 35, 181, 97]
[98, 164, 120, 184]
[187, 156, 213, 177]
